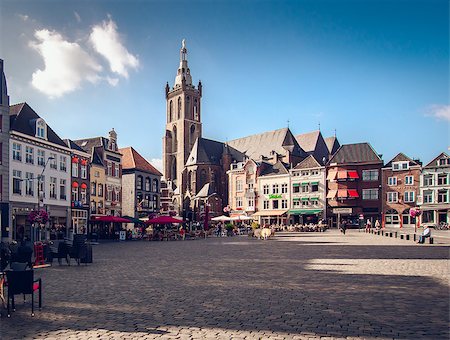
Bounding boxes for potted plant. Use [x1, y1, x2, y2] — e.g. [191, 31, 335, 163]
[225, 223, 234, 236]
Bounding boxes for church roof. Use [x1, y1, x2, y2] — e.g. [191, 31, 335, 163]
[185, 137, 244, 166]
[383, 153, 421, 168]
[194, 183, 216, 198]
[293, 155, 322, 170]
[9, 102, 67, 148]
[120, 147, 162, 176]
[227, 127, 307, 161]
[296, 130, 330, 165]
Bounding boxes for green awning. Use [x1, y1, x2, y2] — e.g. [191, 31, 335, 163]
[310, 197, 319, 201]
[301, 197, 309, 201]
[293, 198, 301, 201]
[310, 181, 319, 185]
[292, 183, 300, 187]
[301, 182, 309, 185]
[289, 209, 323, 215]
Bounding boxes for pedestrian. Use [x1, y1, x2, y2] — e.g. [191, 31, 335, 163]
[217, 223, 222, 237]
[365, 219, 372, 232]
[374, 219, 381, 231]
[341, 220, 347, 235]
[179, 226, 186, 240]
[418, 226, 431, 244]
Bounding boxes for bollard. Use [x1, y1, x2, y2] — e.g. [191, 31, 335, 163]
[389, 232, 393, 237]
[406, 234, 410, 240]
[395, 232, 398, 238]
[400, 234, 404, 240]
[413, 234, 417, 241]
[429, 238, 434, 244]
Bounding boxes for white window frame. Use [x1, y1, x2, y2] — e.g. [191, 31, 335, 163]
[12, 143, 22, 162]
[272, 184, 279, 194]
[236, 179, 243, 192]
[25, 146, 34, 164]
[37, 149, 45, 166]
[263, 185, 269, 195]
[404, 191, 415, 203]
[362, 169, 379, 181]
[405, 176, 413, 185]
[281, 183, 288, 194]
[60, 156, 67, 172]
[363, 188, 378, 200]
[387, 192, 398, 203]
[388, 177, 397, 186]
[263, 200, 269, 209]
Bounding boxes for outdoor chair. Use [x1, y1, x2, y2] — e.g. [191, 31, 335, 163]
[50, 241, 70, 265]
[5, 269, 42, 317]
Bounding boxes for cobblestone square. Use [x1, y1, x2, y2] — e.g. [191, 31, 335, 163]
[2, 230, 449, 339]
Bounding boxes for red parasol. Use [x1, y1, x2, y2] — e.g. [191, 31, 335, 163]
[145, 216, 183, 224]
[90, 216, 131, 223]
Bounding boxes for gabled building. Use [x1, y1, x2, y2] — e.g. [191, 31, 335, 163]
[289, 155, 326, 224]
[9, 102, 71, 241]
[296, 130, 334, 165]
[419, 152, 450, 225]
[64, 139, 91, 235]
[324, 136, 340, 158]
[89, 148, 106, 217]
[120, 147, 162, 224]
[254, 161, 290, 226]
[74, 129, 122, 217]
[382, 153, 421, 228]
[0, 59, 10, 240]
[326, 142, 383, 228]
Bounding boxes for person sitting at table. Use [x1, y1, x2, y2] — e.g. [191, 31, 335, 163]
[418, 226, 431, 244]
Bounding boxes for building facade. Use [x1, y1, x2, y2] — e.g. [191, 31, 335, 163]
[9, 103, 71, 241]
[381, 153, 421, 228]
[326, 143, 383, 228]
[120, 147, 162, 227]
[419, 152, 450, 225]
[89, 149, 106, 217]
[0, 59, 10, 240]
[289, 155, 326, 224]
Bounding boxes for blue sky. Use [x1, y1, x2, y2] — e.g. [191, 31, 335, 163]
[1, 0, 448, 169]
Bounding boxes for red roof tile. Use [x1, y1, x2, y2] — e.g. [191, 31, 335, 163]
[119, 147, 162, 176]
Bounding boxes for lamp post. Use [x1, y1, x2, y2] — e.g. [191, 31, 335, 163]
[31, 156, 55, 244]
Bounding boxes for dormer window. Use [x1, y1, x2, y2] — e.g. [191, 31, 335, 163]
[392, 161, 408, 171]
[36, 119, 47, 139]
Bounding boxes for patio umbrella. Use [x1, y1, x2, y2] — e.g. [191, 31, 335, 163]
[211, 215, 232, 222]
[230, 215, 253, 221]
[145, 216, 184, 224]
[90, 216, 131, 223]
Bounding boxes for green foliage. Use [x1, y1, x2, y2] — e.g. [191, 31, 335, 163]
[225, 223, 234, 231]
[251, 221, 260, 229]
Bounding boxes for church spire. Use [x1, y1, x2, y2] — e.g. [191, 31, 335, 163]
[174, 39, 192, 87]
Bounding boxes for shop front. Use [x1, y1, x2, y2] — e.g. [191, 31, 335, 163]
[252, 210, 288, 226]
[289, 209, 323, 224]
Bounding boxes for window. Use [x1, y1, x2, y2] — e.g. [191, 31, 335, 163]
[311, 183, 319, 192]
[363, 189, 379, 200]
[37, 150, 45, 166]
[95, 171, 100, 178]
[405, 176, 413, 185]
[72, 162, 79, 177]
[90, 201, 96, 214]
[80, 165, 87, 179]
[152, 195, 158, 210]
[393, 161, 409, 171]
[137, 176, 143, 190]
[248, 197, 254, 208]
[293, 200, 300, 207]
[60, 179, 66, 200]
[301, 184, 309, 193]
[281, 183, 288, 194]
[25, 146, 34, 164]
[152, 179, 158, 192]
[236, 197, 243, 208]
[302, 200, 309, 207]
[39, 175, 45, 197]
[404, 191, 415, 203]
[145, 178, 151, 191]
[263, 185, 269, 195]
[50, 153, 57, 169]
[236, 179, 243, 192]
[311, 170, 319, 176]
[293, 185, 300, 193]
[60, 156, 67, 172]
[25, 172, 34, 196]
[272, 200, 279, 209]
[115, 164, 119, 178]
[439, 159, 447, 166]
[362, 169, 379, 181]
[281, 199, 287, 209]
[438, 174, 448, 186]
[388, 177, 397, 186]
[263, 200, 269, 209]
[98, 184, 103, 197]
[12, 143, 22, 161]
[272, 184, 279, 194]
[423, 175, 433, 186]
[91, 183, 96, 196]
[13, 170, 22, 194]
[36, 120, 46, 138]
[107, 161, 112, 176]
[292, 171, 300, 177]
[72, 187, 79, 201]
[301, 171, 309, 176]
[387, 192, 398, 203]
[81, 188, 87, 204]
[438, 190, 448, 203]
[311, 200, 318, 206]
[50, 177, 57, 199]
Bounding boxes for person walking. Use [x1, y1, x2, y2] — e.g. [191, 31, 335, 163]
[217, 223, 222, 237]
[374, 219, 381, 231]
[365, 219, 372, 232]
[341, 220, 347, 235]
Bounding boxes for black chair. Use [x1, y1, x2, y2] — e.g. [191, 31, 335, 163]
[50, 241, 70, 265]
[6, 269, 42, 317]
[69, 235, 88, 266]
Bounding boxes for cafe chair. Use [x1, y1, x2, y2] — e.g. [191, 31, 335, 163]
[6, 269, 42, 317]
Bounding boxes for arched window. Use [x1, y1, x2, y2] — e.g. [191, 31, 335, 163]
[193, 99, 198, 120]
[165, 130, 172, 154]
[153, 195, 158, 210]
[172, 125, 177, 152]
[186, 96, 190, 117]
[169, 100, 173, 122]
[171, 157, 177, 180]
[145, 177, 151, 191]
[211, 170, 216, 192]
[187, 171, 192, 191]
[177, 97, 182, 119]
[190, 125, 196, 147]
[152, 179, 158, 192]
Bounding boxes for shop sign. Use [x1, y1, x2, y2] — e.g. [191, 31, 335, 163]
[333, 208, 352, 214]
[269, 194, 282, 199]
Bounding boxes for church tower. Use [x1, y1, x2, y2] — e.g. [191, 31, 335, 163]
[163, 40, 202, 199]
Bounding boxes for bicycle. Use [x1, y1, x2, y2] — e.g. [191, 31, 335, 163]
[436, 222, 449, 230]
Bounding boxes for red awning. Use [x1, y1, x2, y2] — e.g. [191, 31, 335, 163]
[145, 216, 183, 225]
[80, 183, 87, 189]
[337, 171, 348, 179]
[348, 171, 359, 179]
[337, 189, 348, 198]
[90, 216, 131, 223]
[348, 189, 359, 198]
[72, 182, 79, 188]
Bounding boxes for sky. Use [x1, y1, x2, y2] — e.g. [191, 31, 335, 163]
[0, 0, 448, 171]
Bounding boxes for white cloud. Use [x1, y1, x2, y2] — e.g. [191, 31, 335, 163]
[150, 158, 163, 173]
[18, 14, 29, 21]
[106, 77, 119, 87]
[89, 17, 139, 78]
[426, 105, 450, 121]
[74, 11, 81, 23]
[29, 29, 102, 98]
